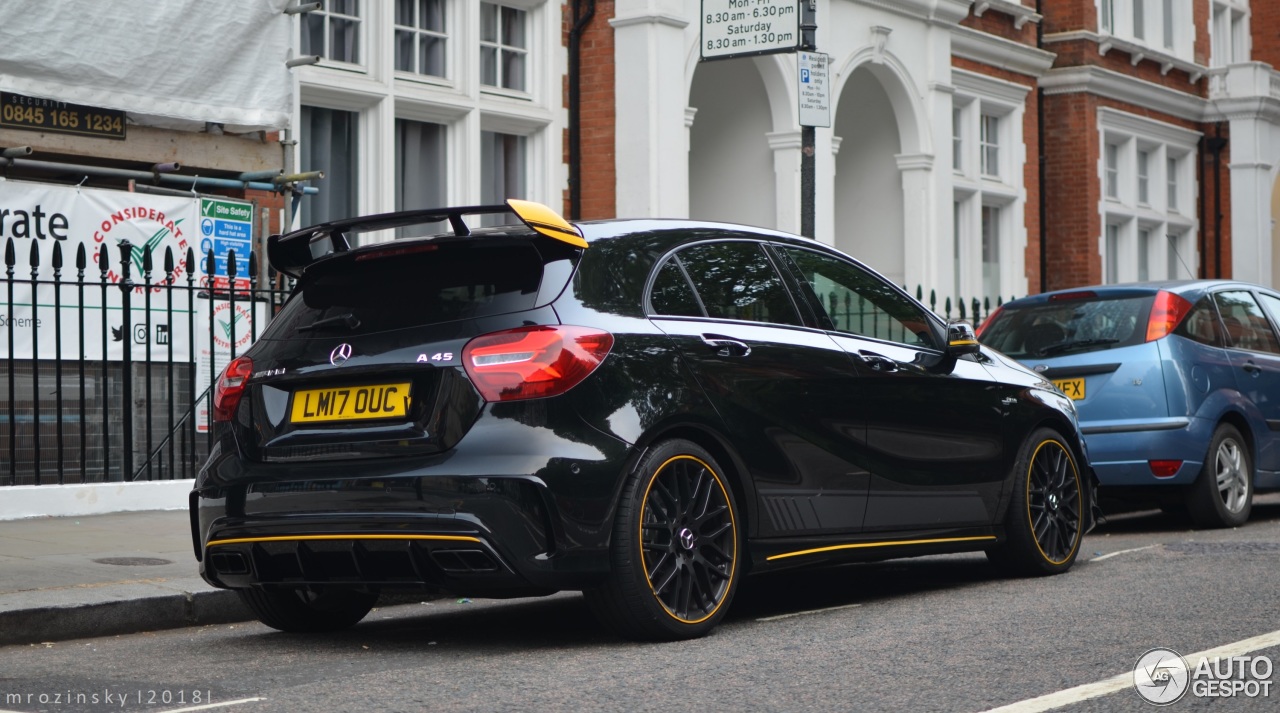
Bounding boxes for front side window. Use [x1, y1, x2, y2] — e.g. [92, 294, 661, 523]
[780, 247, 935, 348]
[673, 242, 800, 326]
[302, 0, 362, 64]
[480, 2, 528, 92]
[301, 106, 359, 228]
[395, 0, 446, 77]
[1214, 290, 1280, 354]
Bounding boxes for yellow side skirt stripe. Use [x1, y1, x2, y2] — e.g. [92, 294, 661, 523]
[206, 534, 483, 547]
[766, 535, 997, 562]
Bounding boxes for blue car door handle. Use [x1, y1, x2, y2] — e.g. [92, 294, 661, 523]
[1243, 361, 1262, 375]
[701, 334, 752, 358]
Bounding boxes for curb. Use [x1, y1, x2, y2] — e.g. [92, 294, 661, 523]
[0, 589, 250, 647]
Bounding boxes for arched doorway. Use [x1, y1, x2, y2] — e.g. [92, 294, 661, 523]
[688, 59, 776, 229]
[833, 67, 905, 286]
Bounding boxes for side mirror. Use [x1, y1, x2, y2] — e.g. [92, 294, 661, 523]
[946, 320, 981, 357]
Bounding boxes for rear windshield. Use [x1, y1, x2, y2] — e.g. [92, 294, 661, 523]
[262, 241, 549, 338]
[980, 295, 1154, 358]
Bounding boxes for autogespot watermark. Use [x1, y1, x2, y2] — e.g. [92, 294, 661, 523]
[1133, 647, 1274, 705]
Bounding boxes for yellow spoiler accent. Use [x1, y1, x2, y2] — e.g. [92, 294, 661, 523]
[507, 199, 588, 248]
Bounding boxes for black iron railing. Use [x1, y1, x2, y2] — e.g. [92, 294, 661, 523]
[1, 237, 291, 486]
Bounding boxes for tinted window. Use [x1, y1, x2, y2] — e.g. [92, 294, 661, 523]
[675, 242, 800, 326]
[264, 242, 546, 337]
[979, 294, 1150, 358]
[1214, 290, 1280, 354]
[1173, 297, 1224, 347]
[649, 258, 703, 317]
[779, 247, 936, 348]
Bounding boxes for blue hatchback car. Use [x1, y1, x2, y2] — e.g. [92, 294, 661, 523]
[978, 280, 1280, 527]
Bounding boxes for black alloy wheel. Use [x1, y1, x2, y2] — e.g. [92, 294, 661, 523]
[988, 428, 1084, 575]
[586, 439, 741, 640]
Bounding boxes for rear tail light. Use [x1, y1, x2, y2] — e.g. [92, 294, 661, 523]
[1148, 460, 1183, 478]
[1146, 290, 1193, 342]
[462, 326, 613, 402]
[213, 356, 254, 422]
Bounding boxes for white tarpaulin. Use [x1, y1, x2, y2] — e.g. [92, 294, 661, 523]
[0, 0, 293, 131]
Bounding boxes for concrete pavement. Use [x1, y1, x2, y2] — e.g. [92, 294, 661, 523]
[0, 509, 249, 647]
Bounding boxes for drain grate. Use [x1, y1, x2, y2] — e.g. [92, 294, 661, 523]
[1164, 542, 1280, 556]
[92, 557, 173, 566]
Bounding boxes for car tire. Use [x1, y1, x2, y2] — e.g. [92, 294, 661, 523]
[1186, 424, 1253, 529]
[987, 428, 1085, 576]
[584, 439, 741, 641]
[237, 586, 378, 633]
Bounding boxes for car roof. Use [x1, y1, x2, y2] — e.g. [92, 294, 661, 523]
[1002, 279, 1278, 308]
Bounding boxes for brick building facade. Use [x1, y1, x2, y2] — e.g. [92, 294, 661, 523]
[555, 0, 1280, 299]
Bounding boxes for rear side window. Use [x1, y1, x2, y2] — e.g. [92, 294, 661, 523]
[980, 295, 1151, 358]
[1173, 297, 1224, 347]
[264, 242, 547, 337]
[665, 242, 801, 326]
[649, 258, 703, 317]
[1213, 291, 1280, 354]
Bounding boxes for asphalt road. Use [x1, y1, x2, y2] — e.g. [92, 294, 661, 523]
[3, 496, 1279, 713]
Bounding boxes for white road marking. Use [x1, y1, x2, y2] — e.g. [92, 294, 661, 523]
[756, 602, 862, 622]
[1089, 544, 1158, 562]
[977, 628, 1280, 713]
[157, 697, 266, 713]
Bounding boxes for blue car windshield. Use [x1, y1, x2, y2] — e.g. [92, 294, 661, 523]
[981, 295, 1154, 358]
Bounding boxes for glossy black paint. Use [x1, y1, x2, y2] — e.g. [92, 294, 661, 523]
[192, 218, 1094, 598]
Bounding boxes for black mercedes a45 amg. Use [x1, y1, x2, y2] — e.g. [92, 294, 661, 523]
[192, 199, 1096, 641]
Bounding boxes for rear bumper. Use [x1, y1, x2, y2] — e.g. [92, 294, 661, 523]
[192, 404, 635, 596]
[1081, 417, 1208, 486]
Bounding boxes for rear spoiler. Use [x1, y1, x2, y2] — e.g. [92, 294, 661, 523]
[267, 199, 586, 278]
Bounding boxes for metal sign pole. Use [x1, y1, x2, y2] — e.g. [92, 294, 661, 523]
[800, 2, 817, 239]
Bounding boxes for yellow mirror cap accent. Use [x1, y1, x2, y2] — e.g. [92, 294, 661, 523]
[506, 199, 588, 248]
[949, 339, 978, 347]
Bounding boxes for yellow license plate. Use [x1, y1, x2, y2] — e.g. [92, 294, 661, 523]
[1053, 378, 1086, 401]
[290, 383, 412, 423]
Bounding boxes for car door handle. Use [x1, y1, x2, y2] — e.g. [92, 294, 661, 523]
[1243, 361, 1262, 375]
[857, 350, 899, 372]
[701, 334, 751, 358]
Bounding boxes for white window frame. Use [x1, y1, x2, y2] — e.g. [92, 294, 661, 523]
[1099, 1, 1193, 61]
[951, 71, 1028, 303]
[394, 0, 449, 81]
[479, 1, 531, 96]
[293, 0, 560, 240]
[1211, 0, 1251, 67]
[1098, 108, 1200, 283]
[302, 0, 365, 69]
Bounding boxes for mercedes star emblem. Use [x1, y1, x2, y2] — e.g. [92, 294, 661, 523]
[330, 343, 353, 366]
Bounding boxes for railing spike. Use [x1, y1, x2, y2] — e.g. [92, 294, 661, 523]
[164, 246, 175, 275]
[3, 237, 14, 267]
[227, 249, 238, 279]
[27, 240, 40, 268]
[75, 243, 87, 271]
[53, 242, 64, 270]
